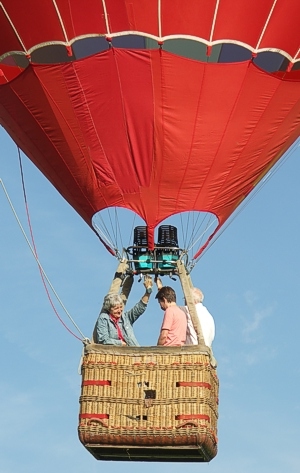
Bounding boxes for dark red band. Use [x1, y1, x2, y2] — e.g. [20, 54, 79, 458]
[82, 380, 111, 386]
[175, 414, 210, 421]
[176, 382, 211, 389]
[79, 414, 109, 419]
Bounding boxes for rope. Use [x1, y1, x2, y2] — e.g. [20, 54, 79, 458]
[101, 0, 111, 37]
[128, 212, 137, 250]
[158, 0, 162, 39]
[186, 218, 218, 254]
[1, 154, 88, 343]
[209, 0, 221, 44]
[93, 207, 135, 256]
[115, 206, 125, 250]
[178, 211, 218, 265]
[92, 220, 117, 252]
[51, 0, 70, 44]
[0, 3, 28, 55]
[255, 0, 278, 52]
[106, 207, 117, 244]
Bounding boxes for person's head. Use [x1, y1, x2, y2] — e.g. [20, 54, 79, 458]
[103, 293, 124, 318]
[155, 286, 176, 310]
[192, 287, 204, 304]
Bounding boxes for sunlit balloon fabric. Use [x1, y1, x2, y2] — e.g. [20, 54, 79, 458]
[0, 0, 300, 251]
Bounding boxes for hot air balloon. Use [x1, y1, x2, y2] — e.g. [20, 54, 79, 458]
[0, 0, 300, 463]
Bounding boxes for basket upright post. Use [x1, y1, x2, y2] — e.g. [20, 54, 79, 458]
[176, 260, 205, 346]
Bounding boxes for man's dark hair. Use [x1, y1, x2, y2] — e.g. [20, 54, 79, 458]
[155, 286, 176, 303]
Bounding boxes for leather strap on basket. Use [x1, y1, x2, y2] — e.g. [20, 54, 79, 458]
[176, 414, 210, 429]
[176, 382, 211, 389]
[176, 414, 210, 421]
[176, 421, 198, 429]
[79, 413, 109, 427]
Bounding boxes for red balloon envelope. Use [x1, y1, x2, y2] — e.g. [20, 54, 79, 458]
[0, 0, 300, 255]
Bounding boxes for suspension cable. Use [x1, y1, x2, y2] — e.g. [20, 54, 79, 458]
[128, 212, 137, 249]
[92, 220, 118, 253]
[1, 156, 88, 342]
[115, 206, 124, 250]
[93, 208, 120, 252]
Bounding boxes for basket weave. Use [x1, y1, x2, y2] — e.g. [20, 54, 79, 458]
[78, 344, 218, 462]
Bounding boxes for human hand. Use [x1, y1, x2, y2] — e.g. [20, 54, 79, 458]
[143, 274, 153, 292]
[155, 276, 163, 290]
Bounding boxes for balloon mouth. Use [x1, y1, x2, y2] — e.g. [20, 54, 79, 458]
[92, 208, 219, 268]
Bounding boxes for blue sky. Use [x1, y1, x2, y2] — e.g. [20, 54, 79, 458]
[1, 125, 300, 473]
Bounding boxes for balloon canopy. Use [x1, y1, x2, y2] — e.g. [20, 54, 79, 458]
[0, 0, 300, 257]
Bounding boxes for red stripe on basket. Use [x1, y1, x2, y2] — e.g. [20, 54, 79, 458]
[79, 414, 109, 419]
[82, 380, 111, 386]
[176, 382, 211, 389]
[175, 414, 210, 421]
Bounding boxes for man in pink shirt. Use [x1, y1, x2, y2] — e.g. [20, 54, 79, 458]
[155, 286, 187, 346]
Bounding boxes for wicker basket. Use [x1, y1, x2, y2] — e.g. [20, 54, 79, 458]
[78, 344, 218, 462]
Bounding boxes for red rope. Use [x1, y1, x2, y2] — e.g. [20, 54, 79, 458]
[17, 148, 82, 341]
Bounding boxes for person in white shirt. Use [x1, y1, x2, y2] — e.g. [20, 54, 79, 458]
[184, 288, 215, 347]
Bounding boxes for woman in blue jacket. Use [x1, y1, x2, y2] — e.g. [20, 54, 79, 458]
[95, 276, 153, 346]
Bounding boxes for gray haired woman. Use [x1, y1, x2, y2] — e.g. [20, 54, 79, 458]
[95, 277, 153, 346]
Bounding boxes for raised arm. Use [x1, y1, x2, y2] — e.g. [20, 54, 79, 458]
[126, 275, 153, 324]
